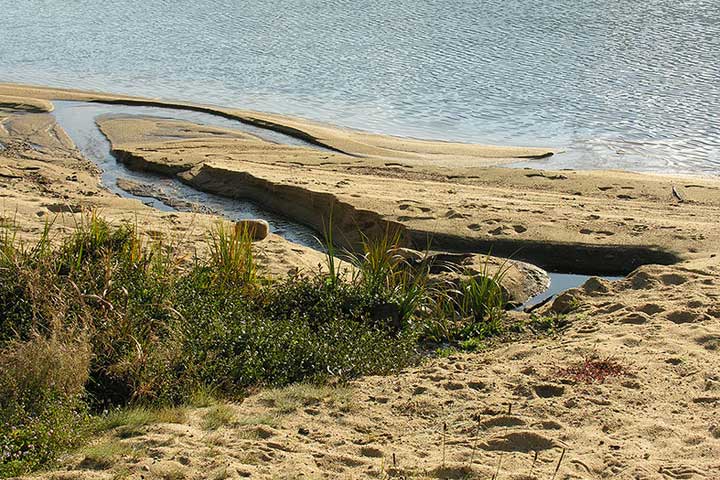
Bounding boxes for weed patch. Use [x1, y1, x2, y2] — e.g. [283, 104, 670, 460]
[0, 213, 515, 476]
[559, 355, 627, 383]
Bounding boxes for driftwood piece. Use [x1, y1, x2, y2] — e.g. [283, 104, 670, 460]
[672, 185, 685, 203]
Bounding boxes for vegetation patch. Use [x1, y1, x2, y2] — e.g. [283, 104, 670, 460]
[0, 213, 520, 477]
[201, 405, 236, 431]
[98, 406, 187, 430]
[259, 384, 355, 414]
[77, 441, 142, 470]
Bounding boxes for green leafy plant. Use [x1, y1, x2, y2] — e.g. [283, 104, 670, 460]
[0, 212, 525, 477]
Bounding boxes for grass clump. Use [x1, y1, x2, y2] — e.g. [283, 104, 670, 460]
[260, 384, 354, 414]
[207, 221, 257, 289]
[76, 441, 141, 470]
[0, 213, 514, 477]
[201, 405, 236, 431]
[95, 406, 187, 432]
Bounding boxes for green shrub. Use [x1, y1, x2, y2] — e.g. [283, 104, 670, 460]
[0, 396, 88, 477]
[173, 272, 419, 395]
[0, 213, 517, 476]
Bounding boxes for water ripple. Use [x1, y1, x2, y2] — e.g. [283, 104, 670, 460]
[1, 0, 718, 174]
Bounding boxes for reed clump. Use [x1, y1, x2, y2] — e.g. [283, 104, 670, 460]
[0, 214, 511, 477]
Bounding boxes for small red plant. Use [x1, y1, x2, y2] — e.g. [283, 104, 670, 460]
[559, 355, 626, 383]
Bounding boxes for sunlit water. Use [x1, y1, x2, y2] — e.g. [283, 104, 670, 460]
[1, 0, 718, 174]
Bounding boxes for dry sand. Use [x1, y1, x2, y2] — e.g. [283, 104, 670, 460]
[1, 84, 719, 479]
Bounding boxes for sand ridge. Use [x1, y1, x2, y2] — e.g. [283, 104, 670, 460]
[95, 114, 720, 274]
[0, 83, 556, 163]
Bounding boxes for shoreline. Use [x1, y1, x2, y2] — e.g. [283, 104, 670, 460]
[0, 82, 557, 163]
[3, 82, 720, 275]
[2, 83, 720, 479]
[3, 81, 716, 180]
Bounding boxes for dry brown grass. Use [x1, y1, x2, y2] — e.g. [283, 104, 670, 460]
[0, 330, 91, 402]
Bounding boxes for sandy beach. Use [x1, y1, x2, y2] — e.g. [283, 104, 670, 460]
[1, 84, 719, 479]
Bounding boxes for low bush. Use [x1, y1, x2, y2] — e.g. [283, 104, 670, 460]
[0, 333, 91, 477]
[0, 213, 510, 476]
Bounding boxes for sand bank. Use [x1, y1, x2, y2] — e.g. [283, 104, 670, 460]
[95, 113, 720, 274]
[2, 84, 719, 479]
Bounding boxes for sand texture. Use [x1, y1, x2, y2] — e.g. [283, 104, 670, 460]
[95, 114, 720, 274]
[1, 84, 719, 479]
[20, 258, 720, 480]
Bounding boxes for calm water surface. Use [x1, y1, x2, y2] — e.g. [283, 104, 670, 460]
[2, 0, 719, 174]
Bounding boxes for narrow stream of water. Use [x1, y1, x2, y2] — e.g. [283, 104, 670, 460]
[50, 100, 622, 307]
[521, 272, 623, 311]
[52, 101, 322, 249]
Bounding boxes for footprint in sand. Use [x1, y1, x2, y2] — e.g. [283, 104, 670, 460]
[488, 224, 528, 235]
[399, 203, 432, 213]
[480, 415, 526, 429]
[467, 381, 487, 391]
[665, 310, 708, 324]
[660, 273, 688, 285]
[580, 228, 615, 236]
[658, 465, 712, 479]
[480, 431, 559, 453]
[538, 420, 564, 430]
[443, 381, 465, 391]
[533, 384, 565, 398]
[620, 312, 650, 325]
[695, 334, 720, 350]
[445, 209, 470, 219]
[636, 303, 665, 315]
[359, 446, 384, 458]
[397, 215, 434, 222]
